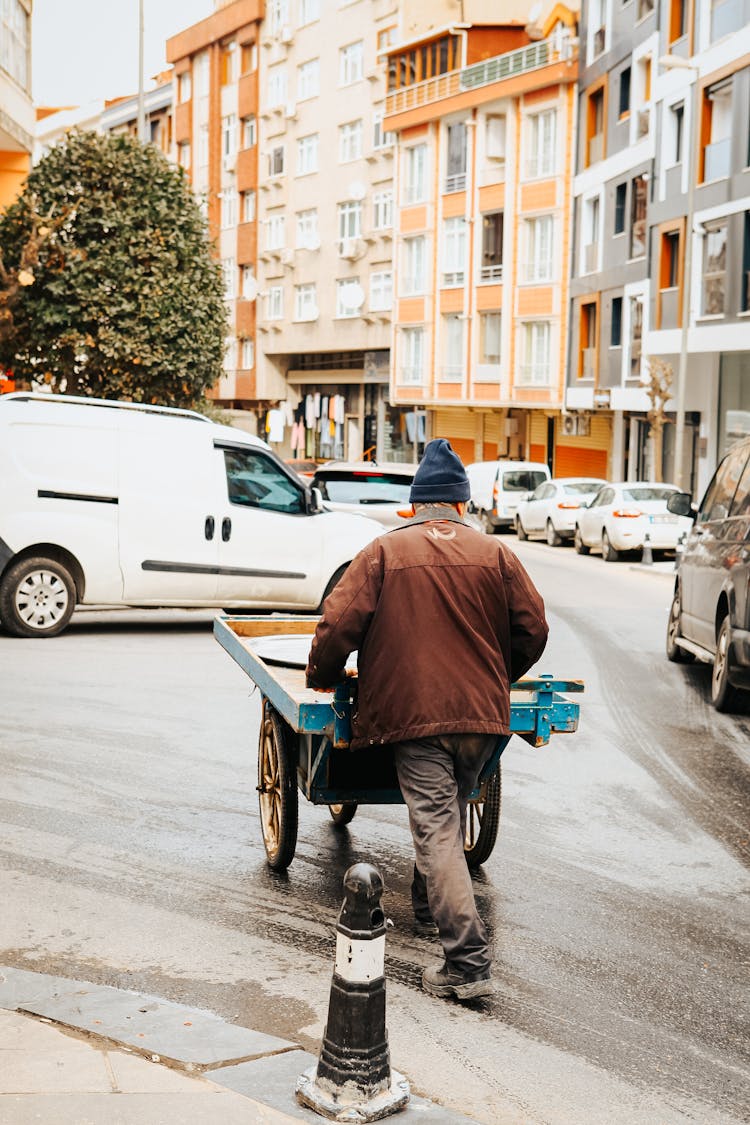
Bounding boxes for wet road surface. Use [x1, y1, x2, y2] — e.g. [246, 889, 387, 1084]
[1, 539, 748, 1124]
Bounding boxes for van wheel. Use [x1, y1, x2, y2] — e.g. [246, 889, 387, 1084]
[711, 616, 740, 712]
[0, 556, 76, 638]
[515, 517, 528, 541]
[574, 527, 590, 555]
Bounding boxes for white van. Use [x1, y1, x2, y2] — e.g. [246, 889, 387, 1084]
[0, 393, 383, 637]
[465, 459, 551, 533]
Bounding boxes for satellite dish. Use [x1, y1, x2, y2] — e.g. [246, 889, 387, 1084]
[347, 180, 366, 201]
[342, 282, 365, 309]
[243, 278, 258, 302]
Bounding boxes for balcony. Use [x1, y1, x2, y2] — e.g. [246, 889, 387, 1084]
[442, 271, 465, 287]
[518, 363, 551, 386]
[711, 0, 749, 41]
[524, 261, 553, 283]
[439, 365, 463, 382]
[444, 172, 466, 193]
[588, 132, 604, 164]
[581, 348, 596, 379]
[701, 276, 726, 317]
[480, 263, 503, 282]
[704, 137, 731, 182]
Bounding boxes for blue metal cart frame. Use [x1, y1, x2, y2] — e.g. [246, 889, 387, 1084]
[215, 615, 583, 871]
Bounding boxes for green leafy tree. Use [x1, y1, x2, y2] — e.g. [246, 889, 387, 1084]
[0, 130, 226, 406]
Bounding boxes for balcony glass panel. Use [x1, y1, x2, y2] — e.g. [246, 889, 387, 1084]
[711, 0, 747, 41]
[704, 137, 731, 181]
[660, 287, 680, 329]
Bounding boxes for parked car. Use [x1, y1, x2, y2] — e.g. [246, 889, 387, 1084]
[284, 458, 319, 479]
[466, 460, 550, 534]
[515, 477, 608, 545]
[666, 436, 750, 711]
[573, 481, 693, 561]
[310, 461, 417, 529]
[0, 393, 384, 638]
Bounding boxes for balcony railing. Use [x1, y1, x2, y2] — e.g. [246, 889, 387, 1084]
[588, 132, 604, 164]
[704, 137, 731, 182]
[524, 261, 553, 283]
[442, 271, 465, 287]
[444, 172, 467, 193]
[385, 32, 576, 117]
[440, 365, 464, 382]
[584, 243, 599, 273]
[593, 27, 606, 55]
[480, 263, 503, 281]
[702, 276, 726, 316]
[582, 348, 596, 379]
[711, 0, 749, 42]
[660, 287, 680, 329]
[399, 366, 424, 385]
[518, 363, 551, 386]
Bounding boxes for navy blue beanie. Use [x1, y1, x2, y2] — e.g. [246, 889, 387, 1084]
[409, 439, 470, 503]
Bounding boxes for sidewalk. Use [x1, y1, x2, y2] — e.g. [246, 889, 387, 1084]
[0, 965, 472, 1124]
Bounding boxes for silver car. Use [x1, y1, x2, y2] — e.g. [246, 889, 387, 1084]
[310, 461, 417, 529]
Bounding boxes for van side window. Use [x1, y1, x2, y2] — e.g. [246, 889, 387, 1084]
[224, 449, 304, 514]
[728, 453, 750, 517]
[699, 446, 748, 522]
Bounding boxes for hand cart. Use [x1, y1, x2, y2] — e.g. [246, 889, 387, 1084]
[214, 615, 583, 871]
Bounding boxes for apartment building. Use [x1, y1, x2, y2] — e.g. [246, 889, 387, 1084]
[100, 76, 174, 159]
[0, 0, 33, 209]
[645, 0, 750, 493]
[383, 2, 583, 470]
[167, 0, 263, 414]
[566, 0, 658, 481]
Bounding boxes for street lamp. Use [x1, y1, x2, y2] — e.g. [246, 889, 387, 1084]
[659, 53, 700, 491]
[137, 0, 146, 143]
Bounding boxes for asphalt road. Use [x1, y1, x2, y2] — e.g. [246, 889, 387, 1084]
[1, 539, 748, 1125]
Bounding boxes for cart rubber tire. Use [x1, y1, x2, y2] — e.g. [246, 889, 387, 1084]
[328, 802, 357, 826]
[258, 701, 298, 870]
[546, 519, 563, 547]
[574, 527, 590, 555]
[0, 555, 76, 638]
[711, 616, 741, 713]
[464, 765, 501, 868]
[666, 590, 694, 663]
[602, 530, 619, 562]
[515, 517, 528, 541]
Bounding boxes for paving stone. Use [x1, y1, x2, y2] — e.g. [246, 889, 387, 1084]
[0, 1092, 296, 1124]
[0, 1011, 112, 1095]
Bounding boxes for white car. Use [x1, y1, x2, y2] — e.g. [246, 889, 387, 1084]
[310, 461, 416, 529]
[515, 478, 607, 546]
[574, 481, 694, 562]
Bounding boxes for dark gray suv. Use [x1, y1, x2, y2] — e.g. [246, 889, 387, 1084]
[666, 437, 750, 711]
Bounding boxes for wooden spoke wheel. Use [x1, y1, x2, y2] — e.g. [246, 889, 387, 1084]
[257, 700, 298, 870]
[328, 802, 357, 826]
[464, 765, 502, 868]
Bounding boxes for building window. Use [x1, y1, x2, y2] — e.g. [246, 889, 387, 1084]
[242, 115, 257, 148]
[241, 338, 255, 368]
[583, 196, 600, 273]
[268, 0, 289, 34]
[629, 296, 643, 377]
[404, 144, 427, 204]
[441, 314, 464, 381]
[377, 26, 396, 52]
[178, 141, 191, 170]
[480, 311, 501, 364]
[400, 327, 425, 384]
[525, 215, 554, 282]
[370, 271, 393, 311]
[297, 58, 320, 101]
[480, 212, 503, 281]
[339, 120, 363, 163]
[241, 41, 257, 74]
[268, 64, 287, 107]
[294, 283, 318, 321]
[296, 133, 318, 175]
[668, 0, 688, 44]
[670, 102, 684, 165]
[299, 0, 320, 24]
[637, 0, 654, 18]
[614, 182, 626, 234]
[221, 188, 237, 228]
[442, 217, 466, 286]
[339, 41, 364, 86]
[445, 122, 467, 192]
[221, 42, 238, 85]
[702, 80, 733, 182]
[296, 208, 319, 249]
[337, 200, 362, 244]
[526, 109, 556, 177]
[269, 145, 285, 176]
[242, 190, 256, 223]
[619, 66, 631, 117]
[198, 124, 209, 168]
[373, 112, 395, 150]
[266, 285, 284, 320]
[388, 34, 459, 91]
[611, 296, 623, 347]
[241, 265, 256, 300]
[586, 87, 605, 167]
[743, 212, 750, 313]
[222, 258, 237, 300]
[195, 53, 209, 98]
[485, 114, 506, 161]
[1, 0, 30, 90]
[373, 190, 393, 230]
[702, 223, 728, 316]
[711, 0, 746, 40]
[629, 174, 647, 259]
[336, 277, 361, 318]
[177, 71, 192, 102]
[591, 0, 607, 55]
[578, 302, 597, 378]
[221, 114, 237, 157]
[659, 228, 682, 328]
[403, 236, 427, 294]
[520, 322, 551, 385]
[266, 213, 286, 250]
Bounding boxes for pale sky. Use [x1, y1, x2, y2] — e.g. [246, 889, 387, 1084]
[33, 0, 215, 107]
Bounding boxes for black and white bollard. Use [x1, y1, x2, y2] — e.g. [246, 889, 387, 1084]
[296, 863, 409, 1122]
[642, 532, 653, 566]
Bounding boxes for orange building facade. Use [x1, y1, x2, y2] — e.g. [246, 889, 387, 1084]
[383, 8, 606, 473]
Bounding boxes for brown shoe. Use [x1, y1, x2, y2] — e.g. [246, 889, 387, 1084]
[413, 917, 439, 938]
[422, 961, 493, 1000]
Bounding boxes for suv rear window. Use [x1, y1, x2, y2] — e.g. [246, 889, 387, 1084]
[315, 472, 413, 505]
[622, 487, 676, 502]
[502, 470, 548, 492]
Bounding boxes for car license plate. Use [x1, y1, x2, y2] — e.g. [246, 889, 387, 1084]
[650, 514, 677, 524]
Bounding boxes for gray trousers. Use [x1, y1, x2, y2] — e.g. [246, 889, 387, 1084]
[393, 733, 499, 975]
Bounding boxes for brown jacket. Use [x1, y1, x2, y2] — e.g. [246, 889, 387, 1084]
[306, 509, 548, 750]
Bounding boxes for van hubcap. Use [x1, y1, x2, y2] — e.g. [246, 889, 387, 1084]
[15, 571, 69, 629]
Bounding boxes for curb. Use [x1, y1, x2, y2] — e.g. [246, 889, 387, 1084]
[628, 564, 676, 578]
[0, 965, 475, 1124]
